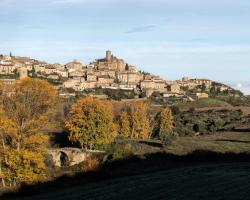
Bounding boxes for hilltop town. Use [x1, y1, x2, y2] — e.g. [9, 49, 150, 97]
[0, 51, 239, 101]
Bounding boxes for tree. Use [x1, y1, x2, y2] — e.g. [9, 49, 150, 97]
[157, 108, 175, 146]
[123, 101, 150, 139]
[65, 96, 117, 149]
[159, 108, 174, 136]
[118, 111, 131, 138]
[0, 78, 59, 186]
[201, 83, 206, 92]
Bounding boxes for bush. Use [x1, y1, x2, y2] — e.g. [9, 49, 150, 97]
[173, 121, 195, 136]
[193, 121, 207, 133]
[171, 106, 180, 115]
[80, 157, 100, 172]
[160, 131, 177, 146]
[112, 143, 135, 160]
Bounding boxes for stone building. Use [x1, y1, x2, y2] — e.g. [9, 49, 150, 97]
[65, 59, 83, 71]
[91, 50, 126, 72]
[195, 92, 209, 99]
[68, 70, 84, 78]
[117, 72, 142, 84]
[86, 74, 97, 82]
[140, 80, 166, 91]
[169, 84, 180, 93]
[44, 66, 57, 75]
[97, 75, 114, 85]
[189, 79, 212, 87]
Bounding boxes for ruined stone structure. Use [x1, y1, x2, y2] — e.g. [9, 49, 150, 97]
[48, 148, 91, 167]
[48, 148, 105, 167]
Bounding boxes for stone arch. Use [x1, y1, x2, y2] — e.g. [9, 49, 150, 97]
[60, 151, 70, 167]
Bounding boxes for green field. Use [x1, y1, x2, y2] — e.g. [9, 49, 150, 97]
[177, 98, 232, 110]
[165, 132, 250, 155]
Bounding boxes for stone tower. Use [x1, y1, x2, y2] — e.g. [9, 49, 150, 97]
[106, 50, 112, 61]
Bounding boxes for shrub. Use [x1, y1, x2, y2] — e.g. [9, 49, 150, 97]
[173, 125, 194, 136]
[80, 157, 100, 172]
[193, 121, 207, 133]
[160, 130, 177, 146]
[171, 106, 180, 115]
[112, 143, 135, 160]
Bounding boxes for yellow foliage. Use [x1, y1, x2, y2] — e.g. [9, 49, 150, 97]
[65, 96, 117, 149]
[118, 111, 131, 138]
[159, 108, 174, 135]
[118, 101, 150, 139]
[0, 78, 59, 186]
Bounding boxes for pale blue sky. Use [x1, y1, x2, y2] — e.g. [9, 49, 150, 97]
[0, 0, 250, 93]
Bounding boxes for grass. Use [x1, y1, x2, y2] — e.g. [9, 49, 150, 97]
[177, 98, 232, 110]
[3, 154, 250, 200]
[2, 131, 250, 200]
[165, 132, 250, 155]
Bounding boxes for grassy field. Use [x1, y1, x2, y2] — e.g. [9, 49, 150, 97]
[3, 159, 250, 200]
[165, 131, 250, 155]
[2, 131, 250, 200]
[177, 98, 232, 110]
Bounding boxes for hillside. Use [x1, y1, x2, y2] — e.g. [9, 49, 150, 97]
[2, 130, 250, 200]
[3, 152, 250, 200]
[0, 52, 244, 102]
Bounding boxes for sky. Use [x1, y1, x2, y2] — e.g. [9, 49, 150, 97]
[0, 0, 250, 94]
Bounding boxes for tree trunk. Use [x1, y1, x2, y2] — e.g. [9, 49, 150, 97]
[0, 163, 6, 187]
[131, 126, 135, 138]
[0, 133, 6, 187]
[17, 138, 20, 152]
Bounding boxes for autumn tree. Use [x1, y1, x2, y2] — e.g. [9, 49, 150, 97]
[159, 107, 174, 136]
[118, 101, 150, 139]
[118, 111, 131, 138]
[0, 78, 59, 186]
[65, 96, 117, 149]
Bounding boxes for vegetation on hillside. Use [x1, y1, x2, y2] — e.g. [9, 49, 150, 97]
[117, 101, 150, 139]
[65, 96, 117, 150]
[0, 78, 59, 187]
[0, 78, 249, 196]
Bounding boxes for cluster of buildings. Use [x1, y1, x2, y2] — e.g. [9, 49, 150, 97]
[62, 50, 167, 93]
[0, 51, 232, 100]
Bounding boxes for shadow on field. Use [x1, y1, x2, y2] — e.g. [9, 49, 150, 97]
[138, 140, 163, 148]
[2, 150, 250, 199]
[232, 128, 250, 132]
[215, 139, 250, 144]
